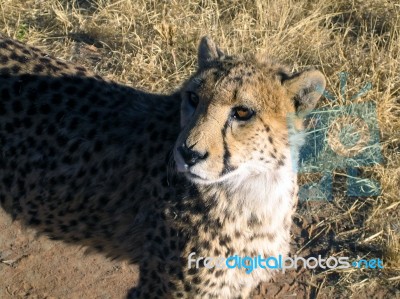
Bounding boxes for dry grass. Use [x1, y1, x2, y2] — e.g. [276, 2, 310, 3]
[1, 0, 399, 297]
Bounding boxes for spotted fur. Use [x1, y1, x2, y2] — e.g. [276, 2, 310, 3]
[0, 35, 325, 298]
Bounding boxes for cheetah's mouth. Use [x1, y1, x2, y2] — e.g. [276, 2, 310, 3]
[174, 157, 206, 180]
[174, 147, 238, 184]
[179, 168, 212, 184]
[174, 158, 236, 185]
[174, 149, 210, 181]
[183, 169, 242, 185]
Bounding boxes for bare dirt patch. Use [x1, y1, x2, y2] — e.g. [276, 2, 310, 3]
[0, 209, 138, 299]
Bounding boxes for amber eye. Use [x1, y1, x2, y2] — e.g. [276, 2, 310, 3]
[187, 92, 199, 108]
[232, 106, 255, 121]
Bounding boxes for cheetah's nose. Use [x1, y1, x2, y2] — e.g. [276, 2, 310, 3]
[177, 143, 208, 167]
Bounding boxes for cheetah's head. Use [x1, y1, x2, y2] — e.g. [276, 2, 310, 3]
[174, 36, 325, 185]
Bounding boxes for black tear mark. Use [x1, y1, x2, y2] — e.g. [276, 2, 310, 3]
[220, 119, 236, 176]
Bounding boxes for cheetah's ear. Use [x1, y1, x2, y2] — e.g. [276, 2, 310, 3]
[198, 36, 225, 68]
[283, 69, 326, 114]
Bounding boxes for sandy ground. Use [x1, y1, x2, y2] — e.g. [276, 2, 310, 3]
[0, 209, 138, 299]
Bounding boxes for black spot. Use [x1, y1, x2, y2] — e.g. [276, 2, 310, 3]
[99, 196, 108, 205]
[101, 122, 110, 131]
[80, 105, 89, 114]
[150, 130, 159, 140]
[68, 117, 79, 130]
[51, 93, 63, 105]
[68, 140, 80, 153]
[146, 122, 156, 132]
[82, 151, 91, 162]
[75, 66, 86, 72]
[66, 98, 76, 109]
[167, 281, 177, 291]
[11, 65, 21, 74]
[1, 88, 10, 100]
[201, 240, 211, 250]
[0, 54, 9, 64]
[0, 103, 6, 115]
[145, 232, 153, 241]
[167, 240, 175, 251]
[33, 64, 45, 73]
[26, 88, 38, 101]
[46, 124, 56, 135]
[247, 213, 261, 226]
[39, 104, 51, 114]
[89, 94, 98, 104]
[0, 67, 10, 76]
[29, 218, 41, 226]
[101, 159, 109, 171]
[150, 270, 158, 280]
[27, 104, 37, 115]
[4, 123, 14, 133]
[50, 79, 62, 90]
[56, 134, 68, 146]
[12, 117, 21, 128]
[2, 175, 14, 188]
[10, 52, 27, 63]
[26, 136, 36, 147]
[35, 123, 45, 135]
[65, 85, 78, 95]
[56, 60, 68, 68]
[89, 111, 98, 122]
[77, 168, 86, 178]
[219, 235, 232, 246]
[150, 167, 159, 177]
[94, 140, 103, 152]
[12, 100, 23, 113]
[39, 57, 50, 64]
[19, 145, 27, 155]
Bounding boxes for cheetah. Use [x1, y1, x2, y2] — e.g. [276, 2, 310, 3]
[0, 35, 325, 298]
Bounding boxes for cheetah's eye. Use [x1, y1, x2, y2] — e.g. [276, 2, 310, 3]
[232, 106, 255, 121]
[187, 92, 200, 108]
